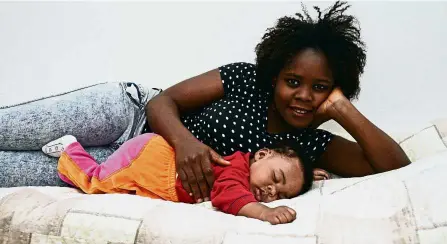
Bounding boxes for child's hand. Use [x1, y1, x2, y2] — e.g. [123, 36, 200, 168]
[259, 206, 296, 225]
[313, 168, 330, 181]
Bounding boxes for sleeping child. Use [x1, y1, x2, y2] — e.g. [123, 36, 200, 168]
[42, 133, 314, 225]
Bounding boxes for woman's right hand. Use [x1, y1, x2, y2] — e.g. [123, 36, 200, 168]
[175, 139, 231, 203]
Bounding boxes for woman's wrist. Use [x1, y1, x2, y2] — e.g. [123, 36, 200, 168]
[326, 99, 357, 125]
[171, 131, 199, 149]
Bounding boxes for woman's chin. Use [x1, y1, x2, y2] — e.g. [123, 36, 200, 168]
[286, 117, 313, 129]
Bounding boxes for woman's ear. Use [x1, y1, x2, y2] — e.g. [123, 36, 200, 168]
[253, 148, 272, 162]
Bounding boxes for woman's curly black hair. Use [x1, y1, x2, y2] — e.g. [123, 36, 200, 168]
[255, 1, 366, 100]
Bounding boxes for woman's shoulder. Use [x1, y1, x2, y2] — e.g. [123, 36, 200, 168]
[218, 62, 256, 72]
[218, 62, 259, 94]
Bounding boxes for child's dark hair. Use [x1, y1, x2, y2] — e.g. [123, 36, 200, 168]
[271, 142, 314, 196]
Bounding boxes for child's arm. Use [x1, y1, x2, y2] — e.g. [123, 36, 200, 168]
[237, 202, 296, 225]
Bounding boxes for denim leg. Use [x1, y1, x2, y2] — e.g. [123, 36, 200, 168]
[0, 82, 133, 149]
[113, 82, 162, 147]
[0, 82, 162, 187]
[0, 147, 114, 187]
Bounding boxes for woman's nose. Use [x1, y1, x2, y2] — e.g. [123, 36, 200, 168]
[294, 86, 312, 102]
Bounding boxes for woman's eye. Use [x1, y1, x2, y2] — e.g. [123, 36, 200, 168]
[286, 79, 300, 87]
[314, 84, 329, 91]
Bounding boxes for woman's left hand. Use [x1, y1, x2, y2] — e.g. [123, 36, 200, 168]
[310, 88, 349, 128]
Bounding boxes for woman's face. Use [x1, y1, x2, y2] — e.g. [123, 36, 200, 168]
[272, 48, 334, 129]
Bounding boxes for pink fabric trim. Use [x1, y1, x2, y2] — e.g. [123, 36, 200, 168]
[64, 133, 156, 181]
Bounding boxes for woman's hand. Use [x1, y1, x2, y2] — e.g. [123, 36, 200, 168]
[175, 139, 231, 203]
[313, 87, 410, 177]
[310, 87, 350, 128]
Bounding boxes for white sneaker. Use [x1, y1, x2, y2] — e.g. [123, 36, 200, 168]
[42, 135, 78, 158]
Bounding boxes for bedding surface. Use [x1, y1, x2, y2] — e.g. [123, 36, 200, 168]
[2, 119, 447, 243]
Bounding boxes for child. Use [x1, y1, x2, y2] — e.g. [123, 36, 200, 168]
[42, 133, 313, 225]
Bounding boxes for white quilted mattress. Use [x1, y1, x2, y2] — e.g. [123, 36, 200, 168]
[1, 150, 446, 244]
[2, 119, 447, 244]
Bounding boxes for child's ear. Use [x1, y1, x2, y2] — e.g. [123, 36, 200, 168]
[253, 148, 271, 162]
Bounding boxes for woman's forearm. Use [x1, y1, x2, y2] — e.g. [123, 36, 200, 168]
[145, 69, 224, 148]
[330, 100, 410, 172]
[145, 95, 197, 148]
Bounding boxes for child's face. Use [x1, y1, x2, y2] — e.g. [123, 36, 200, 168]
[249, 148, 304, 203]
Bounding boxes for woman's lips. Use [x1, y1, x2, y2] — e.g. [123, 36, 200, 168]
[289, 107, 312, 117]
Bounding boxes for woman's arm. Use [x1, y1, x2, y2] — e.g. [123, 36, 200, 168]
[146, 68, 230, 202]
[315, 89, 410, 177]
[146, 69, 223, 149]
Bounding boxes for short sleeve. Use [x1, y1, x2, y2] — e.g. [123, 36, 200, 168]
[218, 62, 257, 96]
[296, 129, 334, 162]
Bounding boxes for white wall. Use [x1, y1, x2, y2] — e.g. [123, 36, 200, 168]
[0, 1, 446, 133]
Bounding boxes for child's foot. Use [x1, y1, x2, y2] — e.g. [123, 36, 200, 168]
[42, 135, 77, 157]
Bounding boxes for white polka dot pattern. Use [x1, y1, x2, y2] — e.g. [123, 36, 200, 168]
[180, 62, 333, 162]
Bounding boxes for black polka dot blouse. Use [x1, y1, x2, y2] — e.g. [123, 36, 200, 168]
[178, 62, 334, 163]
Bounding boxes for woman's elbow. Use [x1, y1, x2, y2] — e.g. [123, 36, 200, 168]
[380, 156, 412, 173]
[396, 156, 412, 168]
[145, 93, 168, 113]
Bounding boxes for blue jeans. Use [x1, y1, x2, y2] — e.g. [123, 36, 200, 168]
[0, 82, 161, 187]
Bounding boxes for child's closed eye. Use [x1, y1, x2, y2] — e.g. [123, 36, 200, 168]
[272, 172, 279, 183]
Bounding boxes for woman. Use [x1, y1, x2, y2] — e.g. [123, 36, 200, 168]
[145, 1, 410, 202]
[0, 1, 409, 199]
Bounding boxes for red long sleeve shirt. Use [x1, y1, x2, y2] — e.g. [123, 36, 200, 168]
[175, 151, 257, 215]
